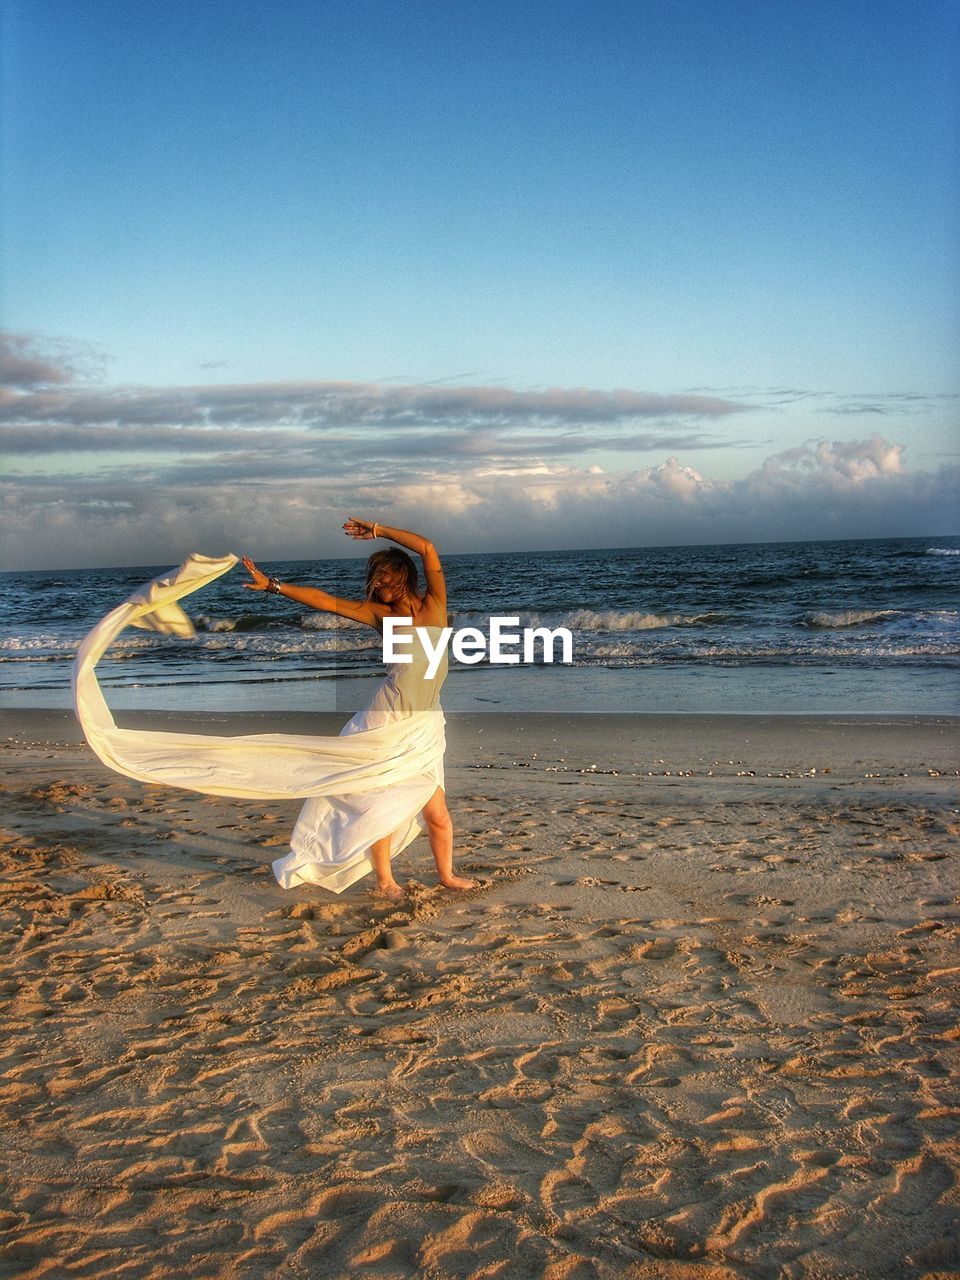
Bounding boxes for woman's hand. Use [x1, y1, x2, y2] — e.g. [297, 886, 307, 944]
[343, 516, 378, 540]
[242, 556, 271, 590]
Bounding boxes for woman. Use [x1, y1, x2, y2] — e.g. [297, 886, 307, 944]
[242, 517, 475, 899]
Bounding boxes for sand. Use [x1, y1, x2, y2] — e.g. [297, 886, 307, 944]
[0, 709, 957, 1280]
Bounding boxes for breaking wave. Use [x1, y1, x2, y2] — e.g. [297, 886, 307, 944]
[564, 609, 726, 631]
[802, 609, 898, 629]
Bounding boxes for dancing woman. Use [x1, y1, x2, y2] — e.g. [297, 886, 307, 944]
[242, 517, 476, 899]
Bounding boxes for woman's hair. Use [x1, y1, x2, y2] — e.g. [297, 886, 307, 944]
[364, 548, 420, 602]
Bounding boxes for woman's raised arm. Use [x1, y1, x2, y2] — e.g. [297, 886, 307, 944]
[343, 518, 446, 611]
[342, 517, 431, 556]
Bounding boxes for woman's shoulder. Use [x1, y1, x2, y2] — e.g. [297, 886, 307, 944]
[377, 605, 448, 631]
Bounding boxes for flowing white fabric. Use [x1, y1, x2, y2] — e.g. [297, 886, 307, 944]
[72, 553, 446, 893]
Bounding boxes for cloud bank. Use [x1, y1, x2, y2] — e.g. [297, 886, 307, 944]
[2, 434, 955, 570]
[1, 333, 955, 569]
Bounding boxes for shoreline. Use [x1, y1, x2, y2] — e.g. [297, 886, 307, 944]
[4, 703, 959, 736]
[3, 707, 957, 789]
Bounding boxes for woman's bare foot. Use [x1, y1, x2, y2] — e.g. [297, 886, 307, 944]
[372, 880, 405, 901]
[438, 874, 477, 891]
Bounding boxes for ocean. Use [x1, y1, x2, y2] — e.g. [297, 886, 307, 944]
[1, 537, 957, 716]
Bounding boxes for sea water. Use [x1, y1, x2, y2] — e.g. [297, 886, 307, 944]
[1, 536, 957, 715]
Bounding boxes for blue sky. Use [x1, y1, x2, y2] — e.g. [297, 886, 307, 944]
[1, 0, 958, 568]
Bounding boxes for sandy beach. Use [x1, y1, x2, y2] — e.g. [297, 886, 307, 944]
[0, 708, 957, 1279]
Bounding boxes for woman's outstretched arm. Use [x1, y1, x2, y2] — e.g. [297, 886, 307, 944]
[241, 557, 385, 628]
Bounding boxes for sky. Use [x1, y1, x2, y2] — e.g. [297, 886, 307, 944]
[1, 0, 958, 569]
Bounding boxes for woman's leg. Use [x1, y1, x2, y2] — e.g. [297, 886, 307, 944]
[370, 834, 404, 899]
[422, 786, 476, 890]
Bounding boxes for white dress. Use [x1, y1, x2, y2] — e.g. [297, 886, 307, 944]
[273, 622, 448, 892]
[72, 553, 448, 894]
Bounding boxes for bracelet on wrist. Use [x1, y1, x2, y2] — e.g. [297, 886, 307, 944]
[266, 577, 283, 595]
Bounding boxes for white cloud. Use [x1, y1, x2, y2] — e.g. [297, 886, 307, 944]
[645, 456, 713, 500]
[352, 477, 485, 517]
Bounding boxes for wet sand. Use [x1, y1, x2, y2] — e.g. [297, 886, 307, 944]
[0, 710, 957, 1279]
